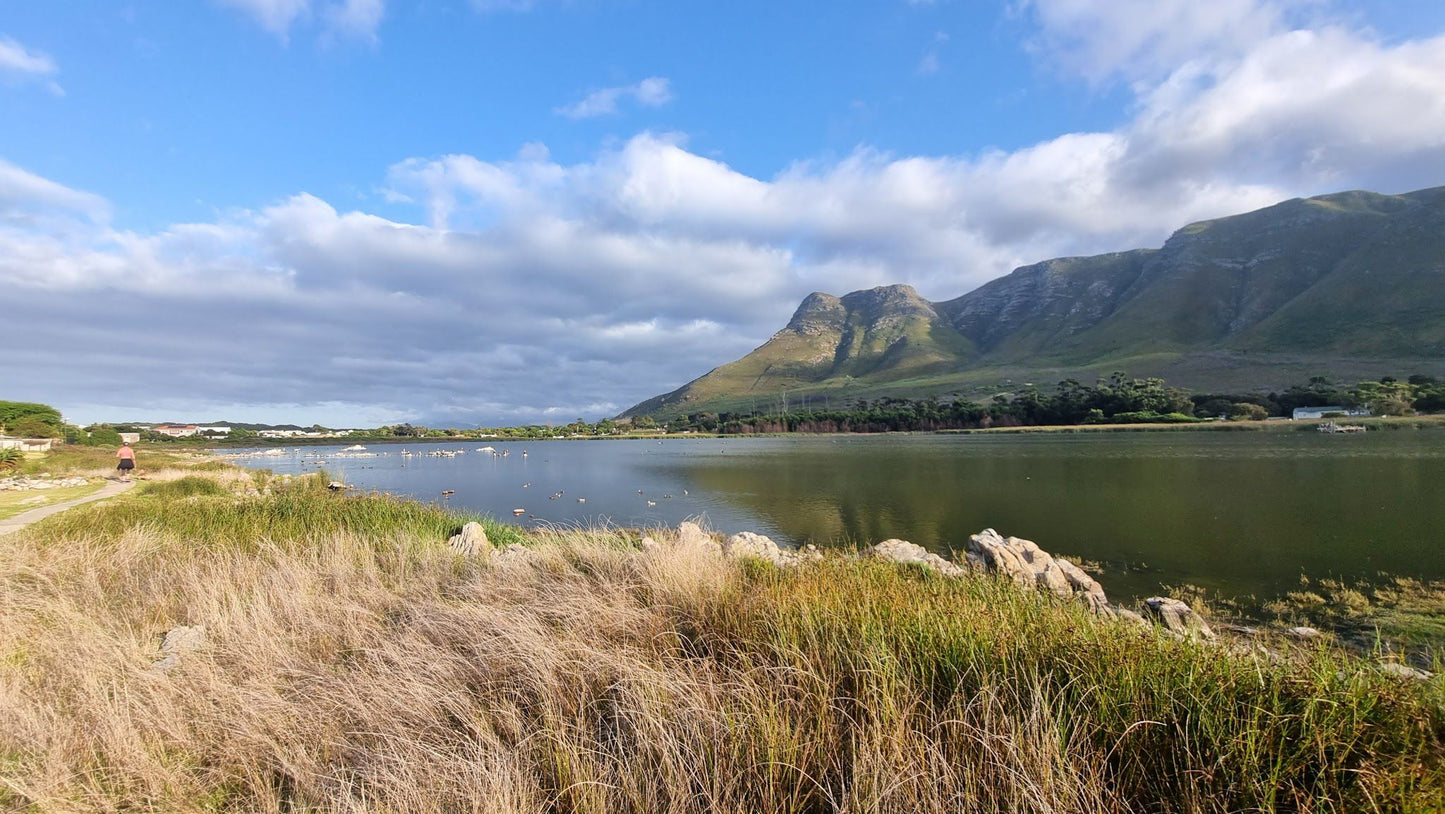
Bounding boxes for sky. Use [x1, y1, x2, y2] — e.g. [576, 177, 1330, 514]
[4, 0, 1445, 427]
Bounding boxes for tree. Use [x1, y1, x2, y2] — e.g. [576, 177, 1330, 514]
[0, 401, 63, 435]
[86, 425, 123, 446]
[11, 416, 61, 438]
[1229, 403, 1269, 421]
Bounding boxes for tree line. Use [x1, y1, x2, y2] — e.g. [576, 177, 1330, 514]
[666, 373, 1445, 434]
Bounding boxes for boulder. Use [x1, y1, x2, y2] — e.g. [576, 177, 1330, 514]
[723, 531, 784, 564]
[151, 625, 206, 671]
[490, 543, 537, 565]
[447, 522, 490, 556]
[966, 529, 1108, 608]
[675, 522, 721, 556]
[869, 539, 965, 577]
[1143, 597, 1214, 640]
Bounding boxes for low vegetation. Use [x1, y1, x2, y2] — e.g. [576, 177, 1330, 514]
[1, 468, 1441, 812]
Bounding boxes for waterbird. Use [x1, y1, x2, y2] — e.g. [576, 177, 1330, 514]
[577, 498, 585, 503]
[522, 482, 531, 488]
[646, 501, 656, 507]
[441, 489, 455, 496]
[512, 508, 525, 516]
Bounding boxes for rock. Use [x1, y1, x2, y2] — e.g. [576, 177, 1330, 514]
[1377, 662, 1433, 681]
[1285, 626, 1323, 640]
[151, 625, 206, 671]
[638, 535, 660, 552]
[675, 522, 721, 556]
[966, 529, 1109, 608]
[723, 531, 784, 563]
[869, 539, 965, 577]
[447, 522, 490, 556]
[1143, 597, 1215, 640]
[490, 543, 536, 565]
[1106, 606, 1151, 628]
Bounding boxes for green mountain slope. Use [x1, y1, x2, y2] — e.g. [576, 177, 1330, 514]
[625, 186, 1445, 418]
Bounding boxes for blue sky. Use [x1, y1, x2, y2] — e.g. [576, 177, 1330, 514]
[5, 0, 1445, 426]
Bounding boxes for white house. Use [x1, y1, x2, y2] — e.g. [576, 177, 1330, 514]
[152, 424, 200, 437]
[0, 436, 53, 452]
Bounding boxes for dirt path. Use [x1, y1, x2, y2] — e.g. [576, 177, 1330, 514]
[0, 479, 136, 536]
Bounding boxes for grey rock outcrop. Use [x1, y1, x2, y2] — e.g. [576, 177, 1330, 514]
[1143, 597, 1215, 640]
[966, 529, 1108, 609]
[868, 539, 965, 577]
[151, 625, 206, 671]
[448, 522, 490, 556]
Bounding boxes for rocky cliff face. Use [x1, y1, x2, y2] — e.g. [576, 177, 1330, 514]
[624, 186, 1445, 418]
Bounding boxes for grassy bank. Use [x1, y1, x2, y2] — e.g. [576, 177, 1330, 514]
[1, 472, 1442, 812]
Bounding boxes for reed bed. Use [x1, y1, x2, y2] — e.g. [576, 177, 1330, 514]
[1, 478, 1441, 812]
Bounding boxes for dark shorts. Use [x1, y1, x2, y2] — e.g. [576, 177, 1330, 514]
[118, 459, 135, 471]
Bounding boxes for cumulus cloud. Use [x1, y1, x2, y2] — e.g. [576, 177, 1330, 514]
[555, 77, 674, 119]
[8, 1, 1445, 425]
[0, 35, 62, 94]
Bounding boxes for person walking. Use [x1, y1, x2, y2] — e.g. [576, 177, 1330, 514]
[116, 443, 136, 481]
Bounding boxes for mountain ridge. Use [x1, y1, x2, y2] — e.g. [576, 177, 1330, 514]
[624, 186, 1445, 418]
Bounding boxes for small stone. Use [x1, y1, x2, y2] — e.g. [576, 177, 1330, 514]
[447, 522, 490, 556]
[1285, 626, 1323, 640]
[1377, 662, 1433, 681]
[151, 625, 206, 671]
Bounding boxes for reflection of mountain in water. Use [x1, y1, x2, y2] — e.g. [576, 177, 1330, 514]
[679, 434, 1445, 602]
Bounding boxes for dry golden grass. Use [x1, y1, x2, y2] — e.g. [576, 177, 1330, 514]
[1, 480, 1441, 812]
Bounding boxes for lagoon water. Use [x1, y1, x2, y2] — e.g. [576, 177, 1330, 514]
[230, 431, 1445, 602]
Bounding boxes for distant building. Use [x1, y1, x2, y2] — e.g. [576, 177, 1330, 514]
[1291, 406, 1371, 420]
[0, 436, 53, 452]
[196, 425, 233, 435]
[119, 433, 140, 444]
[152, 424, 199, 437]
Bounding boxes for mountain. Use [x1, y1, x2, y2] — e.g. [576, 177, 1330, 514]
[624, 186, 1445, 418]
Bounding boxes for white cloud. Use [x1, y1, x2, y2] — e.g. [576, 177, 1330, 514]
[324, 0, 385, 43]
[216, 0, 384, 42]
[1022, 0, 1291, 84]
[555, 77, 674, 119]
[0, 35, 62, 94]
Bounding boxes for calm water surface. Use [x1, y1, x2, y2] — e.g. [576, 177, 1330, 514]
[230, 431, 1445, 601]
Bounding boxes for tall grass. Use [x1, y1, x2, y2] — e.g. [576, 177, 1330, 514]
[0, 475, 1440, 812]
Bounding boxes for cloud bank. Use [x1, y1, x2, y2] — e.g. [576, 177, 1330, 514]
[8, 1, 1445, 425]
